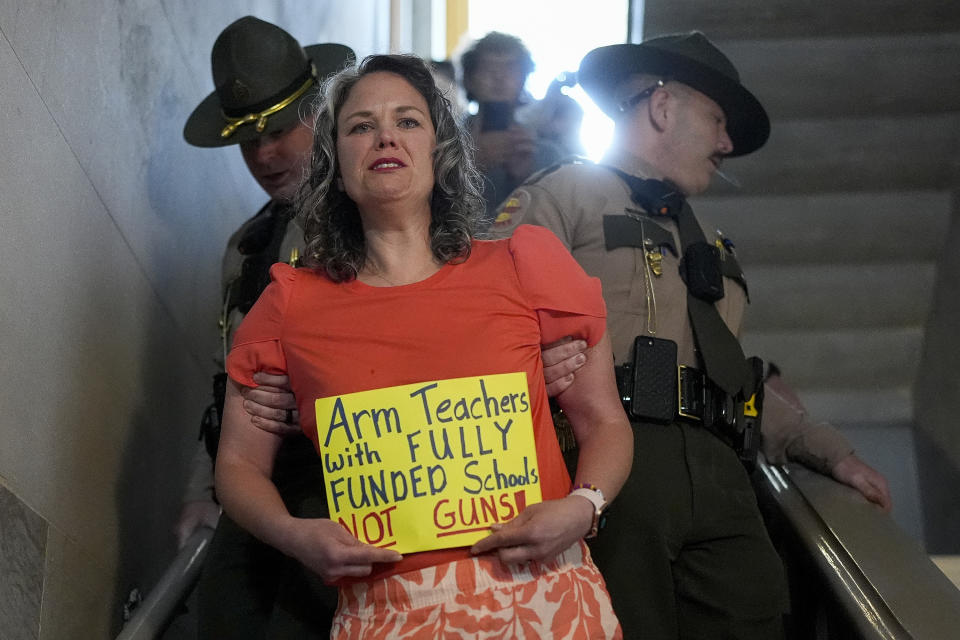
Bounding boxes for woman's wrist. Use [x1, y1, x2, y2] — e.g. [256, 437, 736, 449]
[568, 484, 607, 539]
[564, 493, 599, 538]
[271, 513, 311, 559]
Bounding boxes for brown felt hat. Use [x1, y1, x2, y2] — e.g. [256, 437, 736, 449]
[578, 32, 769, 156]
[184, 16, 354, 148]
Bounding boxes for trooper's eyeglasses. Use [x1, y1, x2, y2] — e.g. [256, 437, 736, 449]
[618, 79, 666, 113]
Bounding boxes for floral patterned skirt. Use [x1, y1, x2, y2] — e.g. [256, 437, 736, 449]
[331, 541, 622, 639]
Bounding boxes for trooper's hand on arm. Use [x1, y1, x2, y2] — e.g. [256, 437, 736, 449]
[241, 372, 300, 436]
[831, 453, 893, 512]
[541, 336, 588, 397]
[217, 380, 402, 582]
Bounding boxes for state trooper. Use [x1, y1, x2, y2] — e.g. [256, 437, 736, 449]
[180, 16, 353, 637]
[490, 32, 891, 639]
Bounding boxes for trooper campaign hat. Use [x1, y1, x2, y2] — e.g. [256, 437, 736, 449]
[578, 31, 769, 156]
[184, 16, 354, 147]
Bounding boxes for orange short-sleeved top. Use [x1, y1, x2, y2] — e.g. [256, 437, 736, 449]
[226, 224, 606, 581]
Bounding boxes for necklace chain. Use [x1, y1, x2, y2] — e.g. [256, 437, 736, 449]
[365, 259, 437, 287]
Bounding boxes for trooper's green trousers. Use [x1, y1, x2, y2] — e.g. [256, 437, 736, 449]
[589, 421, 788, 640]
[197, 435, 337, 639]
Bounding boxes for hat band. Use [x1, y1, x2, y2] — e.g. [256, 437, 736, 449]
[220, 64, 316, 139]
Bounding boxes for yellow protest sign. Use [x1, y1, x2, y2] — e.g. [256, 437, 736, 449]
[314, 372, 542, 554]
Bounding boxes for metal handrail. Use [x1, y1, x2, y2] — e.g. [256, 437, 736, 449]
[115, 463, 960, 639]
[115, 526, 214, 640]
[756, 460, 960, 639]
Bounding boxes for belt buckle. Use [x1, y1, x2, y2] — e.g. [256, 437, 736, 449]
[677, 366, 703, 421]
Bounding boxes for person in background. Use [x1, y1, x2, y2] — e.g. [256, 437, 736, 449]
[429, 58, 467, 118]
[215, 53, 632, 638]
[517, 70, 586, 157]
[458, 32, 563, 220]
[179, 16, 353, 637]
[490, 31, 891, 639]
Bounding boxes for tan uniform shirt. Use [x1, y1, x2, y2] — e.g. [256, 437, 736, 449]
[219, 201, 302, 367]
[183, 201, 303, 504]
[490, 150, 852, 471]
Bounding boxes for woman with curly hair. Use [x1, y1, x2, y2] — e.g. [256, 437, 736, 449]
[214, 54, 631, 639]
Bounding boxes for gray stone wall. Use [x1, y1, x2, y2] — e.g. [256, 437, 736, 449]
[0, 2, 386, 637]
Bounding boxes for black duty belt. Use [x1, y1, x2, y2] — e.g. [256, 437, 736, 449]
[614, 360, 763, 470]
[614, 363, 740, 433]
[677, 365, 739, 429]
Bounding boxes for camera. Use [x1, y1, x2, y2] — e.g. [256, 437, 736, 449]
[479, 101, 512, 131]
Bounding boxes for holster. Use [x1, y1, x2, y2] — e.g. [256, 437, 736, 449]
[732, 356, 764, 471]
[198, 372, 228, 462]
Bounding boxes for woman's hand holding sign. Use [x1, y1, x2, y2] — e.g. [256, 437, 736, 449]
[285, 517, 402, 584]
[469, 494, 594, 564]
[472, 334, 631, 565]
[217, 381, 401, 585]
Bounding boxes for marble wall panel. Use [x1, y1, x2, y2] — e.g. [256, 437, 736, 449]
[0, 483, 47, 640]
[1, 12, 210, 637]
[0, 18, 204, 555]
[39, 527, 116, 639]
[0, 0, 254, 363]
[0, 0, 392, 365]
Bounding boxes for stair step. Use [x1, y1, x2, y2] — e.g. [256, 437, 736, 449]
[724, 33, 960, 119]
[741, 327, 923, 388]
[742, 262, 936, 330]
[644, 0, 960, 40]
[694, 190, 952, 265]
[792, 387, 913, 427]
[700, 113, 960, 194]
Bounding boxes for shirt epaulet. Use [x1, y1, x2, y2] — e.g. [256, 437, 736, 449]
[521, 155, 592, 187]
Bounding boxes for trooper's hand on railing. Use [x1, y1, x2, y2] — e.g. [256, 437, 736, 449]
[242, 371, 300, 436]
[174, 499, 221, 549]
[830, 453, 893, 512]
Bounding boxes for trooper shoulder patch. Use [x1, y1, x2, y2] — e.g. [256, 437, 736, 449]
[491, 189, 532, 235]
